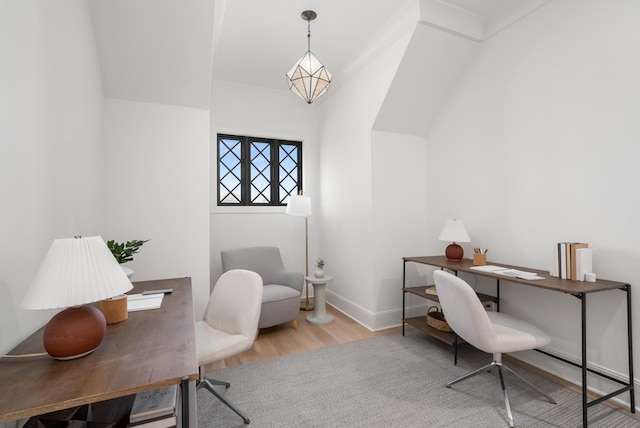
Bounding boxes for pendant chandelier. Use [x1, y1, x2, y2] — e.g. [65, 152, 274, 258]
[286, 10, 332, 104]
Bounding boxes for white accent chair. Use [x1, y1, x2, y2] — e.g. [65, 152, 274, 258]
[433, 270, 556, 427]
[195, 269, 263, 424]
[221, 246, 303, 332]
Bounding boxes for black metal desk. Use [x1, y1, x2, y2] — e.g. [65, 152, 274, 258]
[402, 256, 635, 427]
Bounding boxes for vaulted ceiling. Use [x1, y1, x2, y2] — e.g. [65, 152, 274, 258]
[88, 0, 548, 110]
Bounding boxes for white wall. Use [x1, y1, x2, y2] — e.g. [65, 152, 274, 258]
[367, 20, 479, 329]
[210, 84, 317, 284]
[371, 131, 429, 327]
[101, 99, 211, 319]
[0, 1, 104, 353]
[424, 0, 640, 403]
[315, 27, 416, 328]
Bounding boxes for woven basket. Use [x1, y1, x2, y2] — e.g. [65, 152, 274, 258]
[426, 306, 453, 332]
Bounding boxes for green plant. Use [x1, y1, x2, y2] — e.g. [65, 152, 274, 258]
[315, 258, 326, 270]
[107, 239, 149, 264]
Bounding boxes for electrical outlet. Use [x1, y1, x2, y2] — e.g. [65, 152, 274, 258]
[484, 302, 496, 312]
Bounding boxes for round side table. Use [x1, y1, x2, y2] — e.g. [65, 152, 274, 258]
[304, 275, 334, 325]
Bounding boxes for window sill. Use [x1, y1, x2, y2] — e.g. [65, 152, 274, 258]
[211, 205, 287, 215]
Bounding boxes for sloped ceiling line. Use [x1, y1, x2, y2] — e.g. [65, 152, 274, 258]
[88, 1, 549, 110]
[374, 0, 552, 137]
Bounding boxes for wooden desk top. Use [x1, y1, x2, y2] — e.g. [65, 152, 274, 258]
[0, 277, 198, 423]
[404, 256, 628, 295]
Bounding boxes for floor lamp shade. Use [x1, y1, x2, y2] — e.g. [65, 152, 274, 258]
[438, 219, 471, 261]
[22, 236, 133, 359]
[285, 194, 312, 217]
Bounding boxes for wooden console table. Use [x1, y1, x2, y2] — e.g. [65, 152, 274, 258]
[0, 277, 198, 427]
[402, 256, 635, 427]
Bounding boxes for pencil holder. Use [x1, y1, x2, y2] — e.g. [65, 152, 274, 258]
[100, 294, 128, 324]
[473, 253, 486, 266]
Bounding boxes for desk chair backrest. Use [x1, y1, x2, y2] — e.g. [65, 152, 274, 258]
[433, 270, 496, 354]
[203, 269, 263, 337]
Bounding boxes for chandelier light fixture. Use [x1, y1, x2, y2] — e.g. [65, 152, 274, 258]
[286, 10, 332, 104]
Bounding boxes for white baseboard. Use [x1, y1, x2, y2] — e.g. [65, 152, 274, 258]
[326, 289, 427, 331]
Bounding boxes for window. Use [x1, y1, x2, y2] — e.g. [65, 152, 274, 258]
[217, 134, 303, 206]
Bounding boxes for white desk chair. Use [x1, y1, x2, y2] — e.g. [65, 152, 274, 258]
[433, 270, 556, 427]
[195, 269, 263, 424]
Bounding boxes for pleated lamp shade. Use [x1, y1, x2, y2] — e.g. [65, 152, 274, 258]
[22, 236, 133, 359]
[23, 236, 133, 309]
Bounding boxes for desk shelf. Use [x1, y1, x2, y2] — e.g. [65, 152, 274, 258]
[402, 315, 460, 346]
[402, 286, 496, 347]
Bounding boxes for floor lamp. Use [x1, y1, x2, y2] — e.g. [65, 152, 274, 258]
[286, 192, 313, 311]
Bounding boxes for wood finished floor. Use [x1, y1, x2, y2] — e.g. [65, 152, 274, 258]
[205, 304, 398, 371]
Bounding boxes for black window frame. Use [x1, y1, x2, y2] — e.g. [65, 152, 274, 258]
[217, 134, 303, 206]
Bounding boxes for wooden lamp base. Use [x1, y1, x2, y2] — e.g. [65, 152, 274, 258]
[43, 306, 107, 360]
[445, 243, 464, 261]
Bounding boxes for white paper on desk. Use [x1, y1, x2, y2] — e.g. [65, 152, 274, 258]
[469, 265, 508, 272]
[497, 269, 544, 280]
[127, 293, 164, 311]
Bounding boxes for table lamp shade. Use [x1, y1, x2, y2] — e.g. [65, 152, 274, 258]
[22, 236, 133, 359]
[23, 236, 133, 309]
[438, 219, 471, 261]
[285, 194, 312, 217]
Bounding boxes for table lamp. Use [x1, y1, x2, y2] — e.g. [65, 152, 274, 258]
[286, 192, 313, 310]
[22, 236, 133, 360]
[438, 219, 471, 261]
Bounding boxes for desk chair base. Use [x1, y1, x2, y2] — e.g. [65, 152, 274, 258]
[447, 356, 556, 428]
[197, 370, 250, 424]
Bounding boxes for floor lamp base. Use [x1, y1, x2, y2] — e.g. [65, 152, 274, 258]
[300, 283, 314, 311]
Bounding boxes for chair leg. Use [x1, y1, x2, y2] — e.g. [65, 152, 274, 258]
[496, 364, 514, 428]
[447, 358, 555, 428]
[207, 378, 231, 388]
[446, 361, 497, 388]
[291, 319, 298, 330]
[197, 367, 250, 424]
[502, 365, 557, 404]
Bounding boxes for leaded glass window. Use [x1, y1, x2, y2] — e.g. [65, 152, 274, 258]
[217, 134, 302, 206]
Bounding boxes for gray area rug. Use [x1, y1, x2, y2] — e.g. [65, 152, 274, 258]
[197, 333, 638, 427]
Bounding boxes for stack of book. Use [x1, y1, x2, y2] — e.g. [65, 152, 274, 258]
[128, 385, 180, 428]
[552, 242, 591, 281]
